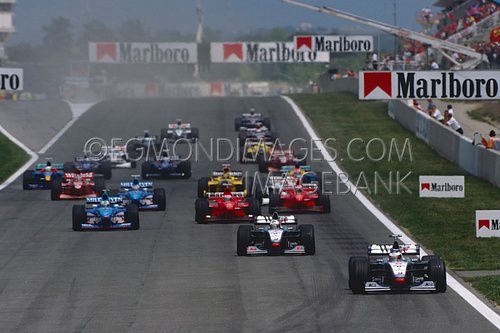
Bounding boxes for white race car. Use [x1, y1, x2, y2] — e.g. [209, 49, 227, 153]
[104, 145, 137, 169]
[161, 119, 199, 143]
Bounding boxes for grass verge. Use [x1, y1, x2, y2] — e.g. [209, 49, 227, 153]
[0, 131, 29, 183]
[467, 102, 500, 127]
[292, 92, 500, 271]
[465, 275, 500, 306]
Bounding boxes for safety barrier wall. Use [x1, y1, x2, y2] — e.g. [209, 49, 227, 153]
[319, 77, 500, 188]
[389, 99, 500, 188]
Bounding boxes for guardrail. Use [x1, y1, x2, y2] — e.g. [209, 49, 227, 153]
[318, 77, 500, 188]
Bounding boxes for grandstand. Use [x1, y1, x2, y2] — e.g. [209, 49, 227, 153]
[0, 0, 15, 65]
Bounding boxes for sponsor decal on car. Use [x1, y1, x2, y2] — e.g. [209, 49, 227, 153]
[419, 176, 465, 198]
[359, 71, 499, 100]
[476, 210, 500, 238]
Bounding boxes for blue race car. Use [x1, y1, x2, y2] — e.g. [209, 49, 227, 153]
[23, 161, 64, 190]
[141, 155, 191, 179]
[65, 156, 112, 179]
[72, 194, 139, 231]
[116, 177, 166, 211]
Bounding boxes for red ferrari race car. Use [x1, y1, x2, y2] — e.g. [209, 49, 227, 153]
[195, 189, 261, 224]
[51, 171, 105, 201]
[257, 146, 305, 173]
[268, 181, 330, 214]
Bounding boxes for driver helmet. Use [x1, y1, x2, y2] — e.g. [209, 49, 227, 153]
[270, 212, 281, 229]
[222, 165, 231, 178]
[250, 108, 255, 116]
[389, 248, 402, 261]
[75, 173, 82, 181]
[46, 161, 52, 167]
[83, 155, 90, 162]
[132, 178, 140, 190]
[101, 193, 110, 207]
[176, 119, 182, 127]
[144, 131, 150, 138]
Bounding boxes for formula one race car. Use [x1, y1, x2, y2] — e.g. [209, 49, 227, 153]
[115, 177, 166, 211]
[64, 156, 112, 179]
[238, 126, 277, 147]
[161, 119, 199, 143]
[141, 155, 191, 179]
[234, 110, 271, 131]
[257, 146, 306, 173]
[268, 173, 330, 214]
[23, 161, 64, 190]
[127, 130, 159, 159]
[236, 213, 315, 256]
[348, 235, 447, 294]
[51, 171, 105, 200]
[72, 194, 139, 231]
[195, 188, 261, 224]
[197, 165, 251, 198]
[240, 140, 274, 163]
[104, 145, 137, 169]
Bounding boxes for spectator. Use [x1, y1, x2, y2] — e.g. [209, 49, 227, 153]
[430, 105, 443, 121]
[427, 99, 436, 112]
[481, 130, 500, 149]
[431, 60, 440, 69]
[371, 52, 378, 70]
[445, 113, 463, 134]
[413, 99, 423, 111]
[446, 104, 454, 116]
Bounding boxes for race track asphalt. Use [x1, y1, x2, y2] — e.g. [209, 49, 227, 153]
[0, 97, 496, 333]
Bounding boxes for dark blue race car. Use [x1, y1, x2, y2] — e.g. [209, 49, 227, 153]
[65, 157, 112, 179]
[116, 178, 166, 211]
[72, 194, 139, 231]
[23, 162, 64, 190]
[141, 155, 191, 179]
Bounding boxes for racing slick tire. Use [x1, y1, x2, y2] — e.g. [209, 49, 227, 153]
[94, 177, 105, 194]
[254, 186, 265, 205]
[429, 258, 447, 293]
[234, 118, 242, 131]
[268, 131, 278, 142]
[237, 225, 252, 256]
[242, 176, 254, 196]
[318, 194, 331, 213]
[130, 161, 137, 169]
[263, 117, 271, 130]
[257, 154, 268, 173]
[299, 224, 315, 255]
[421, 255, 439, 262]
[99, 161, 112, 180]
[178, 160, 191, 179]
[125, 204, 140, 230]
[72, 205, 86, 231]
[22, 170, 33, 190]
[197, 177, 210, 198]
[244, 197, 261, 217]
[153, 188, 166, 211]
[50, 178, 63, 201]
[268, 192, 281, 214]
[349, 256, 368, 294]
[189, 128, 199, 142]
[160, 128, 169, 142]
[141, 162, 151, 179]
[195, 198, 210, 224]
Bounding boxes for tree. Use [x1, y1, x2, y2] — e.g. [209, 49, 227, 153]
[41, 16, 73, 62]
[117, 19, 151, 42]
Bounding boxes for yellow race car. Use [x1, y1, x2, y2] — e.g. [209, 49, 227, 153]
[197, 165, 253, 198]
[240, 140, 274, 163]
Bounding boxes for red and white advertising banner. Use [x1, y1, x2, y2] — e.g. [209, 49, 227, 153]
[419, 176, 465, 198]
[359, 71, 500, 100]
[476, 210, 500, 238]
[0, 68, 23, 91]
[210, 42, 330, 63]
[89, 42, 198, 64]
[294, 35, 374, 53]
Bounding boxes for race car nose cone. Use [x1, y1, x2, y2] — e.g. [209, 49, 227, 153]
[394, 277, 406, 283]
[225, 203, 234, 210]
[295, 194, 304, 201]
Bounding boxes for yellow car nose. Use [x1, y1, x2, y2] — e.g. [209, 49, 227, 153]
[45, 175, 51, 182]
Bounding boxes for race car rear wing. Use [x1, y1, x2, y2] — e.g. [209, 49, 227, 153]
[168, 123, 191, 129]
[280, 165, 312, 173]
[65, 172, 94, 179]
[212, 171, 243, 177]
[86, 196, 124, 205]
[206, 191, 246, 198]
[368, 244, 420, 256]
[255, 215, 297, 224]
[241, 113, 263, 117]
[120, 182, 153, 188]
[35, 163, 64, 170]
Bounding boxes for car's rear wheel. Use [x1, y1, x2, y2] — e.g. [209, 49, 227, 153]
[197, 177, 210, 198]
[299, 224, 315, 255]
[125, 204, 140, 230]
[318, 194, 331, 213]
[257, 154, 268, 173]
[245, 197, 261, 217]
[64, 162, 75, 173]
[94, 177, 105, 194]
[160, 128, 169, 142]
[429, 258, 447, 293]
[99, 161, 112, 179]
[195, 198, 210, 224]
[349, 256, 368, 294]
[178, 161, 191, 179]
[189, 128, 199, 142]
[268, 192, 281, 214]
[237, 225, 252, 256]
[153, 188, 166, 211]
[72, 205, 86, 231]
[234, 118, 242, 131]
[141, 162, 151, 179]
[22, 170, 33, 190]
[50, 178, 63, 201]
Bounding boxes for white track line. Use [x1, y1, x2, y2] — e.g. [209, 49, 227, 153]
[0, 100, 97, 191]
[281, 95, 500, 329]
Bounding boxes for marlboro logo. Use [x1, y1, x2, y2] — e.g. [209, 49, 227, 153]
[223, 43, 244, 61]
[419, 176, 464, 198]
